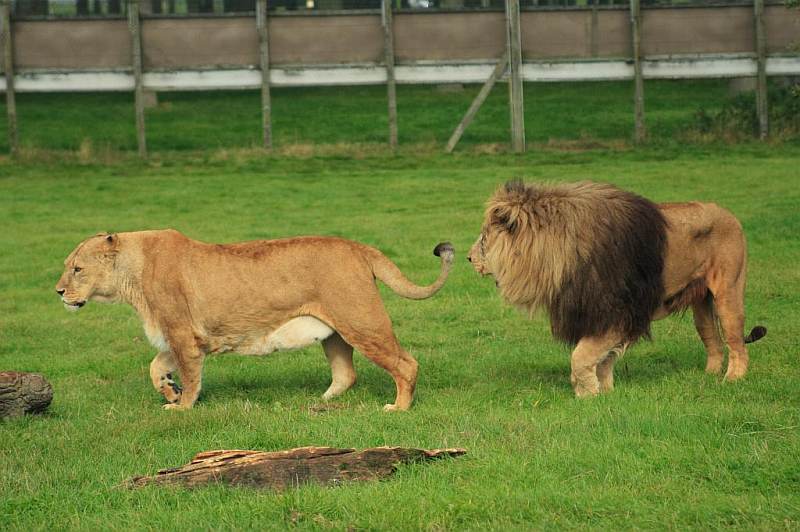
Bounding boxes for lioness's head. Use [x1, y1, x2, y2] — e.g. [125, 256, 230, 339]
[56, 233, 120, 311]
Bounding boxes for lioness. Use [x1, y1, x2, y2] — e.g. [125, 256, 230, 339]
[468, 181, 766, 397]
[56, 230, 454, 411]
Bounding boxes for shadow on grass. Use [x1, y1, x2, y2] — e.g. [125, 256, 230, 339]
[188, 341, 711, 409]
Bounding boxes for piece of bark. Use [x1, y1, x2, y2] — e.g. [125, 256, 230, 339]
[128, 446, 466, 490]
[0, 371, 53, 418]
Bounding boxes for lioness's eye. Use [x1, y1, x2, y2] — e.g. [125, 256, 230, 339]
[73, 267, 82, 274]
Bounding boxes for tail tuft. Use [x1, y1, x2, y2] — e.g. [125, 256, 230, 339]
[433, 242, 455, 258]
[744, 325, 767, 344]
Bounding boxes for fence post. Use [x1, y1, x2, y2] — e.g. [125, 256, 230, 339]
[127, 0, 147, 158]
[1, 0, 18, 156]
[505, 0, 525, 152]
[753, 0, 768, 139]
[630, 0, 646, 143]
[382, 0, 398, 150]
[589, 0, 599, 58]
[256, 0, 272, 150]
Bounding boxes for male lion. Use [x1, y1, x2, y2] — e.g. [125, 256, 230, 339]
[467, 181, 766, 397]
[56, 230, 454, 411]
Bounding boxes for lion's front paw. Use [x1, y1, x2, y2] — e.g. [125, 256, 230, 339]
[574, 387, 599, 398]
[723, 369, 747, 382]
[705, 359, 723, 375]
[572, 379, 600, 398]
[383, 403, 400, 412]
[570, 370, 600, 398]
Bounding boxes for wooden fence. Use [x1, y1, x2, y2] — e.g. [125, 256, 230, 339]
[1, 0, 799, 154]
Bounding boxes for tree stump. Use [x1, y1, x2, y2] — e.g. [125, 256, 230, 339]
[128, 446, 466, 490]
[0, 371, 53, 418]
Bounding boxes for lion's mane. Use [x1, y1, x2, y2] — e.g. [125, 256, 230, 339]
[484, 181, 668, 344]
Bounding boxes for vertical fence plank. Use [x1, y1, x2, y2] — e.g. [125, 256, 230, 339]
[589, 0, 599, 58]
[257, 0, 272, 150]
[630, 0, 646, 143]
[753, 0, 768, 140]
[505, 0, 525, 152]
[128, 0, 147, 158]
[1, 1, 18, 155]
[382, 0, 398, 149]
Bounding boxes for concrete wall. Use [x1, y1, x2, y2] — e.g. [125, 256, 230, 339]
[12, 19, 131, 70]
[2, 5, 798, 73]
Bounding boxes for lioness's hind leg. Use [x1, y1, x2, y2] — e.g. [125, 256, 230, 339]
[692, 294, 725, 375]
[337, 326, 417, 412]
[324, 292, 418, 411]
[377, 344, 418, 413]
[149, 351, 182, 404]
[322, 333, 356, 400]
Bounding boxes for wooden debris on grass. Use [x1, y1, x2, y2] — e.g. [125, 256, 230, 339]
[128, 446, 466, 490]
[0, 371, 53, 418]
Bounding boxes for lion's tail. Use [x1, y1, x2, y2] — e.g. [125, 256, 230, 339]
[744, 325, 767, 344]
[365, 242, 454, 300]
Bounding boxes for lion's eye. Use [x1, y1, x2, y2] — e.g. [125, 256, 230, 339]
[73, 267, 82, 274]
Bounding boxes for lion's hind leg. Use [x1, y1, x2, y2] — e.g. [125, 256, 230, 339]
[322, 333, 356, 400]
[149, 351, 182, 404]
[571, 333, 623, 398]
[715, 293, 750, 381]
[691, 293, 725, 375]
[706, 248, 750, 382]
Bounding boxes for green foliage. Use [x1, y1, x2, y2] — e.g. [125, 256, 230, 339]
[692, 83, 800, 140]
[0, 79, 733, 153]
[1, 147, 799, 529]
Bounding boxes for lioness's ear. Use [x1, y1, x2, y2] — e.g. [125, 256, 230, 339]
[104, 233, 120, 255]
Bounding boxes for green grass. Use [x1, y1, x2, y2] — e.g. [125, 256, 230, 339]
[0, 79, 739, 152]
[1, 144, 799, 530]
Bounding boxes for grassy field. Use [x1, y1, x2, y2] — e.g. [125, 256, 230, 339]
[0, 79, 743, 153]
[1, 84, 799, 530]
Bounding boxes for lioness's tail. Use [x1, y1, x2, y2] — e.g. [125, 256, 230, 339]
[744, 325, 767, 344]
[366, 242, 454, 300]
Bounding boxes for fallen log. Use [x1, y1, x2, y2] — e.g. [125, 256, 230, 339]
[128, 446, 466, 490]
[0, 371, 53, 418]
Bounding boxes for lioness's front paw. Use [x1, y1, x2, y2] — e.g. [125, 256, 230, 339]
[161, 382, 182, 404]
[383, 403, 411, 412]
[163, 403, 190, 411]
